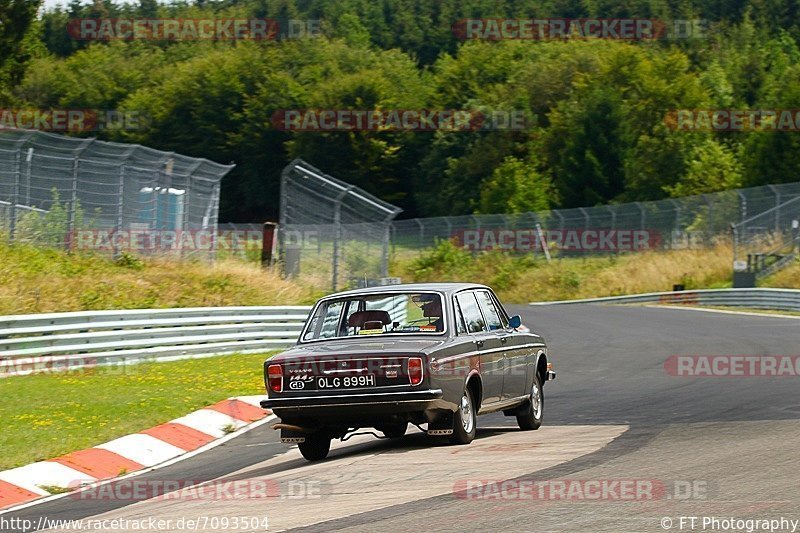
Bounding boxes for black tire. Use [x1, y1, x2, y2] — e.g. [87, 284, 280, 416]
[517, 374, 544, 430]
[449, 386, 477, 444]
[298, 432, 331, 461]
[379, 422, 407, 439]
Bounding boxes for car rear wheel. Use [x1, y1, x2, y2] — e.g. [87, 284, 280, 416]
[516, 374, 543, 430]
[298, 432, 331, 461]
[449, 387, 477, 444]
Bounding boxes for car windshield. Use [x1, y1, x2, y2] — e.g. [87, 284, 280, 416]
[302, 292, 445, 341]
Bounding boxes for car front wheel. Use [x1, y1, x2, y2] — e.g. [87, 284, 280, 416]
[298, 432, 331, 461]
[449, 387, 477, 444]
[516, 374, 543, 430]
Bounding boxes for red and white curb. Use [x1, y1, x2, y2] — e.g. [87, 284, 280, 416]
[0, 396, 273, 511]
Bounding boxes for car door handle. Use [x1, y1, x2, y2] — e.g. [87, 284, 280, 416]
[473, 339, 484, 348]
[500, 336, 508, 344]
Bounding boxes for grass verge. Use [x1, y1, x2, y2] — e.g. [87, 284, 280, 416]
[0, 352, 271, 470]
[0, 241, 323, 314]
[392, 240, 738, 304]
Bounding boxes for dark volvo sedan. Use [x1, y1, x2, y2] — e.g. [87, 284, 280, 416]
[261, 283, 555, 461]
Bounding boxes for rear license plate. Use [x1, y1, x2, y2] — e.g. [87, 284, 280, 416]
[317, 374, 376, 389]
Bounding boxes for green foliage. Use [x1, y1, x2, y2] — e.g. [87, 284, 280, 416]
[114, 251, 144, 270]
[664, 140, 743, 197]
[9, 1, 800, 221]
[14, 189, 95, 248]
[478, 156, 554, 214]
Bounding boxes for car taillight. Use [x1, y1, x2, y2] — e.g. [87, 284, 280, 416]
[267, 364, 283, 393]
[408, 357, 423, 386]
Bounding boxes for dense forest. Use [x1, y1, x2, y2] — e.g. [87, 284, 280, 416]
[2, 0, 800, 222]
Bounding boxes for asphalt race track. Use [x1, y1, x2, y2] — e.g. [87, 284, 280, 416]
[3, 304, 800, 532]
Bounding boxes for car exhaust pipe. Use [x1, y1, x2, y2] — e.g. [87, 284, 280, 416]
[273, 423, 313, 434]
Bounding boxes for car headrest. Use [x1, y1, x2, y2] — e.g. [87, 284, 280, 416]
[347, 310, 392, 328]
[422, 298, 442, 318]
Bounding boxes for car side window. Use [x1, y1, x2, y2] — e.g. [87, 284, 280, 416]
[456, 292, 486, 334]
[454, 299, 468, 335]
[305, 300, 344, 340]
[477, 290, 503, 331]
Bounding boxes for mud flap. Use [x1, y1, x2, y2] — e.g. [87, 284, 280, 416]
[280, 428, 307, 444]
[427, 411, 455, 436]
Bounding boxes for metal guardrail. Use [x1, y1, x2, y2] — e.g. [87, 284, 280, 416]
[0, 306, 311, 377]
[530, 288, 800, 312]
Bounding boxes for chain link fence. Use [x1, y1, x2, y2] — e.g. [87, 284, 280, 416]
[0, 129, 234, 259]
[732, 195, 800, 279]
[392, 182, 800, 256]
[278, 159, 402, 291]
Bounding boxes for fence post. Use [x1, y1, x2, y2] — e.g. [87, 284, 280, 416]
[702, 194, 713, 242]
[668, 199, 681, 249]
[736, 189, 747, 224]
[579, 207, 589, 230]
[331, 185, 354, 292]
[635, 202, 645, 231]
[24, 147, 33, 207]
[209, 182, 221, 262]
[66, 140, 93, 252]
[381, 221, 390, 278]
[114, 165, 125, 259]
[66, 155, 80, 251]
[606, 205, 616, 231]
[8, 150, 21, 244]
[767, 184, 781, 232]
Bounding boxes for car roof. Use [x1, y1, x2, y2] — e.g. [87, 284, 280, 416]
[323, 282, 490, 300]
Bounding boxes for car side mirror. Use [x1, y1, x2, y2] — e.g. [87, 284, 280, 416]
[508, 315, 522, 329]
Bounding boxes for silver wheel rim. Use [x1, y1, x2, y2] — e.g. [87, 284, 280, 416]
[460, 392, 474, 433]
[531, 383, 542, 419]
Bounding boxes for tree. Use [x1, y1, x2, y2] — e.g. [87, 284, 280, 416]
[664, 139, 743, 197]
[478, 156, 554, 214]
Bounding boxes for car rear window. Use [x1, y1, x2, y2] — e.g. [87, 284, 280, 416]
[302, 292, 446, 341]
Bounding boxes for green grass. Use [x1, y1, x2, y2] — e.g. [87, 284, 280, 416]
[0, 352, 272, 470]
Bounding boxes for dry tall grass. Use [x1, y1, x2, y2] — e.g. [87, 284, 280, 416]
[393, 241, 738, 303]
[0, 243, 323, 314]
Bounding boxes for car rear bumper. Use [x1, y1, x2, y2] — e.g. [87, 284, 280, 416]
[260, 389, 443, 409]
